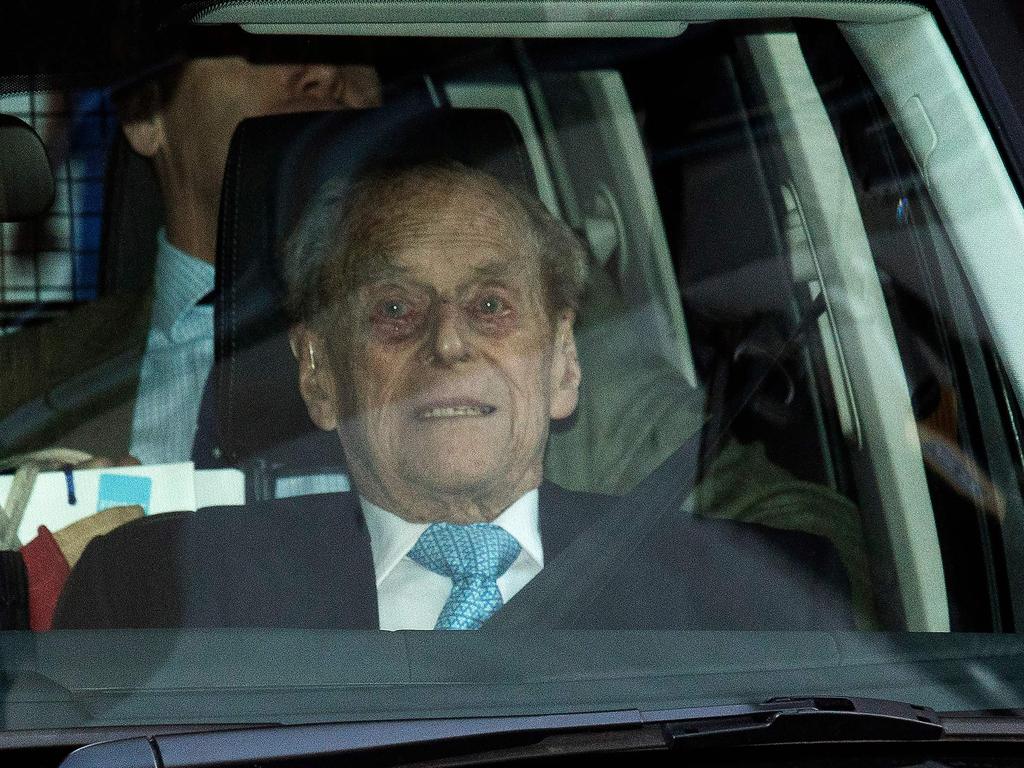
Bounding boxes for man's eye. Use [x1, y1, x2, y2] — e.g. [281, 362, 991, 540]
[377, 300, 410, 320]
[477, 296, 507, 315]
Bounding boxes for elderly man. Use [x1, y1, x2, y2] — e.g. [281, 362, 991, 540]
[53, 162, 852, 630]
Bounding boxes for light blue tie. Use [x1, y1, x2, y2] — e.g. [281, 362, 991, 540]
[408, 522, 522, 629]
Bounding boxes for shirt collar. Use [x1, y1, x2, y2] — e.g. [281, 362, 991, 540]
[359, 488, 544, 587]
[149, 227, 216, 334]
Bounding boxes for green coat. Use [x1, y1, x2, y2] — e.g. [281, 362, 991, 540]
[545, 268, 877, 629]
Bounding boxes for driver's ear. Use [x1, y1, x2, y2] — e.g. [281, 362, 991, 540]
[121, 108, 167, 158]
[289, 324, 339, 431]
[549, 311, 581, 421]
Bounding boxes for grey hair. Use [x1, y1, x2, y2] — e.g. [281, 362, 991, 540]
[280, 161, 590, 326]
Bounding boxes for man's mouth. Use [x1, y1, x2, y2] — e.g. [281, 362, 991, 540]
[415, 402, 497, 420]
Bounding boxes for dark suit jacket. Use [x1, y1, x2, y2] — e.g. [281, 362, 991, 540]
[53, 479, 854, 631]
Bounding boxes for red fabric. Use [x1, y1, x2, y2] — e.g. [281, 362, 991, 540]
[20, 526, 71, 632]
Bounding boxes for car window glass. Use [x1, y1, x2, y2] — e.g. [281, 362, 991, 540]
[0, 89, 114, 331]
[6, 8, 1024, 735]
[800, 20, 1024, 632]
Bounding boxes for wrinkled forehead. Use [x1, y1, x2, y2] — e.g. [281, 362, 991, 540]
[341, 180, 542, 292]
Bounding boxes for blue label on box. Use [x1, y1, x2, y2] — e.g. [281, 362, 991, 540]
[97, 473, 152, 515]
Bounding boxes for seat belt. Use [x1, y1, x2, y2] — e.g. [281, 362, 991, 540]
[485, 432, 701, 629]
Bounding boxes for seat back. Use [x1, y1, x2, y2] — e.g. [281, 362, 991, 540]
[99, 133, 164, 295]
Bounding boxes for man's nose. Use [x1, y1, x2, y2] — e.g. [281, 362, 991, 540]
[427, 302, 471, 366]
[285, 63, 345, 103]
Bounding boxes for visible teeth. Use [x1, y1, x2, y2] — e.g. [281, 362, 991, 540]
[419, 405, 494, 419]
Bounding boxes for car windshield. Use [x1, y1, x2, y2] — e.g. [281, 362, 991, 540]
[4, 0, 1024, 743]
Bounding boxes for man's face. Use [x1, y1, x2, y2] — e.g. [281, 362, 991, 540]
[300, 187, 580, 519]
[131, 56, 381, 212]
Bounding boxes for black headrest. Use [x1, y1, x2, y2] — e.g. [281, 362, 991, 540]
[100, 134, 165, 295]
[0, 115, 54, 222]
[206, 92, 536, 467]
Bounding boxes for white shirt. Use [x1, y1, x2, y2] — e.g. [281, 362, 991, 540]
[360, 489, 544, 630]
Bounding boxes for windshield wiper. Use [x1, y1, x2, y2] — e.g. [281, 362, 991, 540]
[59, 697, 944, 768]
[659, 696, 943, 747]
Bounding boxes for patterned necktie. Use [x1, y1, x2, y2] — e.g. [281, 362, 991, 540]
[408, 522, 522, 629]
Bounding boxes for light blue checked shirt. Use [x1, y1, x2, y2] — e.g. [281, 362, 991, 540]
[129, 230, 215, 465]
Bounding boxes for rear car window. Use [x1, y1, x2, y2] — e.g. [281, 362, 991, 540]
[0, 89, 115, 329]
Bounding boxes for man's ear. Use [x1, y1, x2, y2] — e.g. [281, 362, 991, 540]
[121, 112, 167, 159]
[549, 311, 581, 421]
[289, 323, 339, 432]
